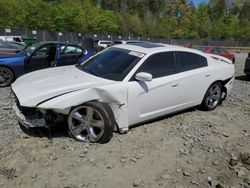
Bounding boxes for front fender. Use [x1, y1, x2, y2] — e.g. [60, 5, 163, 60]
[37, 83, 129, 131]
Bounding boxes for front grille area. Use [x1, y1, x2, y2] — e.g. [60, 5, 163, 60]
[18, 106, 37, 116]
[12, 90, 37, 116]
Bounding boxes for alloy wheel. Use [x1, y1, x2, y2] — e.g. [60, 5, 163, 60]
[68, 105, 105, 142]
[0, 67, 13, 87]
[205, 84, 221, 109]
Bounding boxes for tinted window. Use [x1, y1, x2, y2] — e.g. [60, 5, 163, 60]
[78, 48, 144, 81]
[137, 52, 176, 78]
[176, 52, 207, 72]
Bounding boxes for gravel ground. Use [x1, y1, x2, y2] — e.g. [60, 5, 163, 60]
[0, 53, 249, 188]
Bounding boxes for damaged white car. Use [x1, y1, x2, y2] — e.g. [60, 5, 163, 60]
[12, 43, 235, 143]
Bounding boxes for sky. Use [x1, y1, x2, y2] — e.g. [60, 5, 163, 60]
[193, 0, 209, 6]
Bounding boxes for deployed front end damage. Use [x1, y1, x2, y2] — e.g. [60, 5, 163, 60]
[12, 83, 129, 133]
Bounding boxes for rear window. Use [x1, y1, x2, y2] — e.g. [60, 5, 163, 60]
[194, 46, 208, 52]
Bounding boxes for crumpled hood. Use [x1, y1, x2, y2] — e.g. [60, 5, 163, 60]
[12, 66, 114, 107]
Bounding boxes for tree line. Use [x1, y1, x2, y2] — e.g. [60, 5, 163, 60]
[0, 0, 250, 40]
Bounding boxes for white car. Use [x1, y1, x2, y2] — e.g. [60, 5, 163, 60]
[97, 40, 112, 48]
[12, 43, 235, 143]
[112, 40, 144, 45]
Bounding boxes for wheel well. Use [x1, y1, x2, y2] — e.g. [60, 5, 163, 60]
[69, 100, 119, 132]
[88, 100, 120, 133]
[211, 80, 228, 101]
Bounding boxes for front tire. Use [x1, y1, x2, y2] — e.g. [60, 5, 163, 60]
[0, 67, 14, 87]
[68, 102, 115, 143]
[200, 82, 222, 111]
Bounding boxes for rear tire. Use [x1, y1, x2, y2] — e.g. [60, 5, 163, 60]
[0, 66, 14, 87]
[232, 58, 235, 64]
[68, 101, 115, 144]
[200, 82, 222, 111]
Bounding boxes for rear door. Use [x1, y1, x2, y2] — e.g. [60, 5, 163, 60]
[174, 51, 211, 106]
[58, 45, 83, 66]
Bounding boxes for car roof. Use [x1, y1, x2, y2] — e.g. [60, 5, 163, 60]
[37, 41, 81, 45]
[114, 43, 202, 55]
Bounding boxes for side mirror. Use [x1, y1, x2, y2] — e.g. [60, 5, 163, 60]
[135, 72, 152, 82]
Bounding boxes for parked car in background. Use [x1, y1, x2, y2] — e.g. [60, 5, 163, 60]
[0, 36, 25, 45]
[0, 41, 25, 56]
[0, 41, 94, 87]
[97, 40, 112, 48]
[12, 43, 234, 143]
[195, 46, 235, 63]
[112, 40, 145, 45]
[244, 52, 250, 78]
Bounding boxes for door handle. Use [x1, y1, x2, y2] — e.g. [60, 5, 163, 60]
[206, 74, 211, 77]
[171, 82, 179, 87]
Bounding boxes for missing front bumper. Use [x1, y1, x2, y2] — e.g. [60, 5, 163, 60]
[13, 104, 46, 128]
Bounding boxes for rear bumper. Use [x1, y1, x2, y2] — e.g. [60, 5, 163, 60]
[13, 103, 46, 128]
[224, 76, 234, 94]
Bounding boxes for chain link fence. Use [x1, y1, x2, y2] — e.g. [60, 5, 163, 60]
[0, 28, 249, 47]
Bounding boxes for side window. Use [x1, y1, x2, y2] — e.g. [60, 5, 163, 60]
[63, 46, 77, 54]
[175, 52, 207, 72]
[32, 45, 50, 57]
[13, 37, 22, 43]
[137, 52, 176, 78]
[75, 47, 83, 53]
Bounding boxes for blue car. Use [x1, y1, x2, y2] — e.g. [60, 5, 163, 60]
[0, 41, 95, 87]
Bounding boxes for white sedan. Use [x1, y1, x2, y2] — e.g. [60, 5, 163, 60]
[12, 43, 235, 143]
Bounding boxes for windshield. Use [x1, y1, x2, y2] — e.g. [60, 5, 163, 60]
[78, 47, 145, 81]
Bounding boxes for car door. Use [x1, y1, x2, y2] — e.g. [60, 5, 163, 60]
[174, 51, 211, 107]
[24, 44, 52, 73]
[127, 52, 181, 125]
[58, 45, 83, 66]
